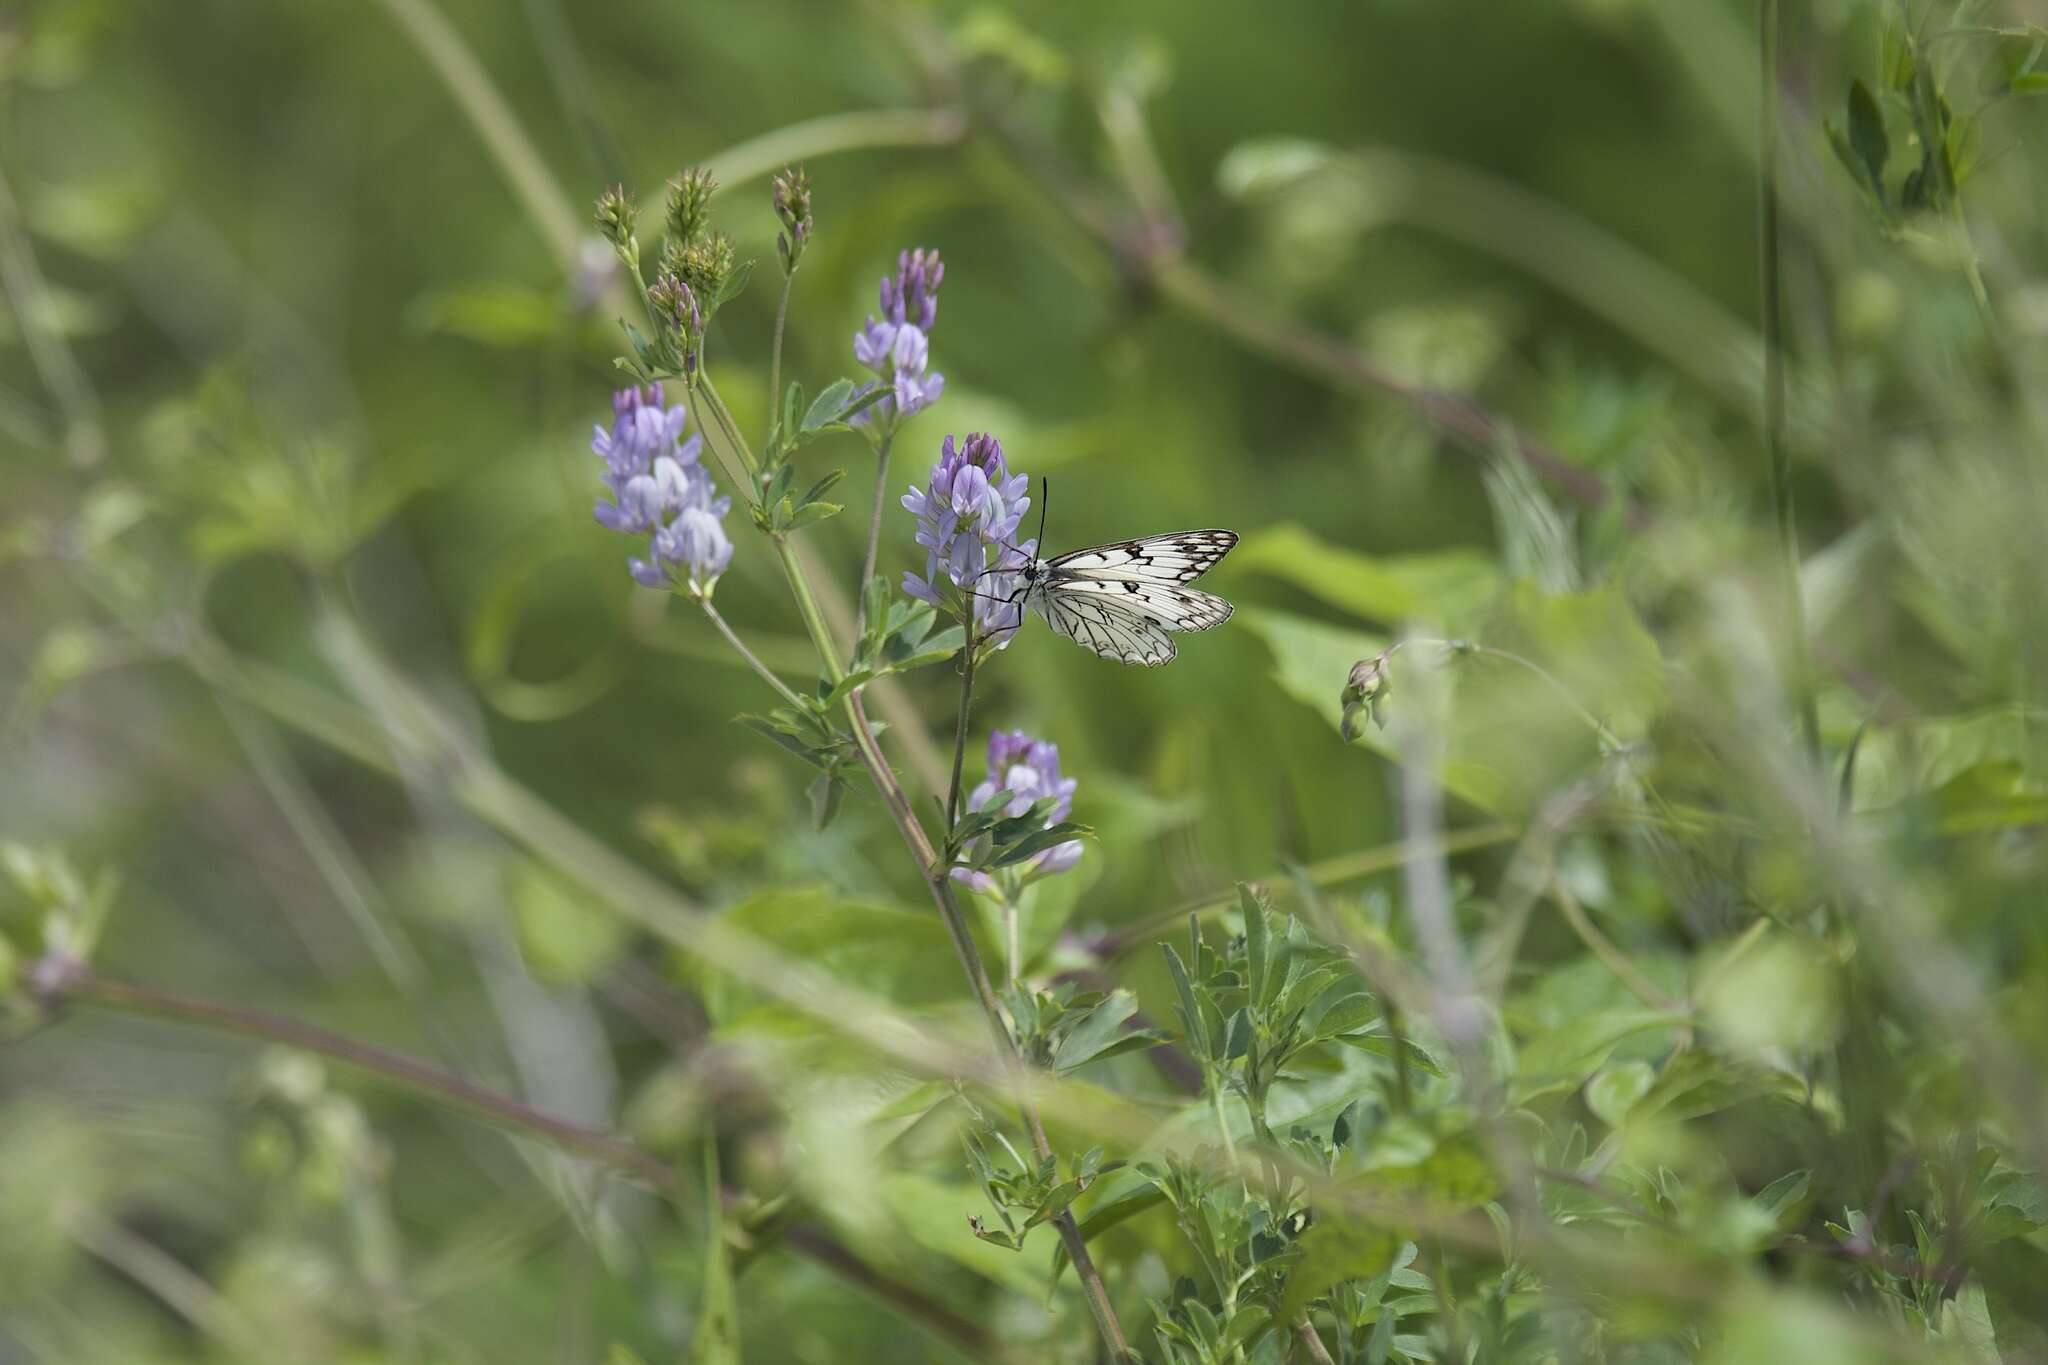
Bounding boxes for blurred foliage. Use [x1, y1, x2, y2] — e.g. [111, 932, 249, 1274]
[5, 0, 2048, 1362]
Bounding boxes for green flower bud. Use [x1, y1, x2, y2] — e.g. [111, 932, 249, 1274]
[665, 167, 717, 246]
[594, 185, 637, 251]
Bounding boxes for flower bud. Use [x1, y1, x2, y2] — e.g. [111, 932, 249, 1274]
[771, 165, 813, 273]
[672, 231, 736, 308]
[665, 167, 717, 245]
[594, 185, 637, 251]
[1340, 651, 1392, 740]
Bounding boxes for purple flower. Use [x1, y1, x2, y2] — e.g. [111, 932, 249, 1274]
[950, 729, 1082, 894]
[592, 385, 732, 595]
[851, 248, 945, 429]
[900, 432, 1032, 645]
[882, 247, 943, 331]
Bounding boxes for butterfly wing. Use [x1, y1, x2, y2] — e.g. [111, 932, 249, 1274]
[1036, 592, 1179, 666]
[1047, 529, 1238, 584]
[1037, 577, 1234, 631]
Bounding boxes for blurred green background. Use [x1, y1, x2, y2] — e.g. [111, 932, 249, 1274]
[4, 0, 2048, 1360]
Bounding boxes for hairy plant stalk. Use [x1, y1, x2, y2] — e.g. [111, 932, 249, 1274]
[947, 639, 978, 826]
[701, 599, 807, 709]
[769, 273, 793, 429]
[856, 433, 895, 634]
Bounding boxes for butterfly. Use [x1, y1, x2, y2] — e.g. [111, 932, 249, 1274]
[979, 481, 1239, 666]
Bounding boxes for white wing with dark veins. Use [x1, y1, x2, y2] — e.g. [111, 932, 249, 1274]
[1046, 529, 1238, 583]
[1035, 593, 1179, 666]
[1036, 577, 1234, 631]
[1026, 528, 1238, 665]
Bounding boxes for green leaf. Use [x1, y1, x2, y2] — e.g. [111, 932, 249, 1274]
[784, 500, 843, 530]
[713, 257, 754, 310]
[1241, 883, 1271, 1010]
[801, 379, 857, 434]
[1051, 991, 1140, 1072]
[1752, 1170, 1812, 1229]
[1512, 1008, 1684, 1103]
[1847, 79, 1889, 200]
[887, 624, 966, 672]
[510, 861, 628, 987]
[693, 888, 960, 1023]
[1280, 1219, 1399, 1323]
[989, 822, 1090, 868]
[988, 798, 1061, 849]
[1233, 523, 1502, 631]
[1162, 942, 1207, 1063]
[1221, 1306, 1273, 1354]
[1584, 1059, 1656, 1128]
[838, 383, 893, 424]
[798, 467, 847, 508]
[782, 379, 805, 437]
[1216, 138, 1337, 198]
[807, 772, 845, 830]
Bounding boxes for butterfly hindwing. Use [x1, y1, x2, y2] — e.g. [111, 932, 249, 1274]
[1035, 577, 1234, 632]
[1037, 593, 1178, 666]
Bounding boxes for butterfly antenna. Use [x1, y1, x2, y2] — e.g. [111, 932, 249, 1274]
[1036, 476, 1049, 551]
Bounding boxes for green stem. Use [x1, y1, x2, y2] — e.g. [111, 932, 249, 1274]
[769, 270, 794, 433]
[701, 597, 807, 708]
[1386, 1004, 1414, 1113]
[697, 372, 762, 483]
[856, 433, 896, 635]
[947, 637, 979, 827]
[774, 536, 846, 685]
[1758, 0, 1820, 763]
[707, 108, 967, 189]
[1549, 876, 1683, 1013]
[371, 0, 582, 270]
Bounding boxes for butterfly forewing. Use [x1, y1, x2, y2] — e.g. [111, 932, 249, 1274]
[1047, 529, 1238, 582]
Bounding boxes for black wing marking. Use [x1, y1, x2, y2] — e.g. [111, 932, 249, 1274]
[1047, 529, 1238, 584]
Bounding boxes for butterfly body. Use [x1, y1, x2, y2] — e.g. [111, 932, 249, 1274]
[1012, 529, 1239, 665]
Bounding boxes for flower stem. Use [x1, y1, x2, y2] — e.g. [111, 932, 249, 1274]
[768, 270, 794, 434]
[947, 636, 978, 827]
[697, 372, 762, 483]
[701, 597, 807, 709]
[773, 537, 845, 684]
[856, 432, 896, 635]
[1758, 0, 1820, 763]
